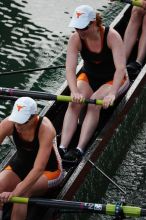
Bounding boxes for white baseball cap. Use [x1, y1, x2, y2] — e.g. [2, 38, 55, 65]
[69, 5, 96, 29]
[9, 97, 37, 124]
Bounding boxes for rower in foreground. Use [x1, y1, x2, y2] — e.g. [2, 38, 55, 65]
[0, 97, 63, 220]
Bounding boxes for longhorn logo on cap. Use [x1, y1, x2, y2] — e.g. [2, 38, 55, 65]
[76, 12, 85, 18]
[16, 104, 25, 112]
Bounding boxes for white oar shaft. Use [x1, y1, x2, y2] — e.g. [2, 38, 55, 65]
[88, 160, 126, 195]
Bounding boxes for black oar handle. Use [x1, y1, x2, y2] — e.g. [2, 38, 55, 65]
[0, 87, 103, 105]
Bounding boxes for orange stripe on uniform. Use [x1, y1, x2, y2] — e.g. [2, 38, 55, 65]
[106, 76, 127, 86]
[77, 73, 127, 86]
[4, 165, 12, 170]
[43, 169, 61, 180]
[77, 73, 89, 83]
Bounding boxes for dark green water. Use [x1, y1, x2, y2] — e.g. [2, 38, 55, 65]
[0, 1, 146, 220]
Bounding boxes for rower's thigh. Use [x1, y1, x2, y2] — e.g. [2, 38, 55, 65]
[28, 175, 48, 196]
[0, 170, 20, 192]
[132, 7, 145, 18]
[91, 84, 112, 99]
[77, 80, 93, 97]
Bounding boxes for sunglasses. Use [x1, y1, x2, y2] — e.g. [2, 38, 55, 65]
[75, 22, 91, 31]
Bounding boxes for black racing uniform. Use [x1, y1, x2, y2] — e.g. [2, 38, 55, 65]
[9, 117, 58, 180]
[78, 26, 116, 91]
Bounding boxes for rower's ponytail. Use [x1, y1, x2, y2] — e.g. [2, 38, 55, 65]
[95, 13, 102, 27]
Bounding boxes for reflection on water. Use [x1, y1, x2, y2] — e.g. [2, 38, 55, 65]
[0, 0, 67, 87]
[0, 0, 69, 120]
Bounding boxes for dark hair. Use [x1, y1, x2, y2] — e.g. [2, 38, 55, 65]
[95, 12, 102, 27]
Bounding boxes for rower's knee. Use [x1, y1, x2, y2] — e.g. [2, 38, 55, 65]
[68, 102, 83, 113]
[131, 7, 144, 24]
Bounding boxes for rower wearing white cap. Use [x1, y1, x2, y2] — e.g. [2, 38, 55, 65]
[59, 5, 129, 161]
[0, 97, 63, 220]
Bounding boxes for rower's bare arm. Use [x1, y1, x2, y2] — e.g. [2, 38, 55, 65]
[108, 28, 127, 94]
[0, 118, 13, 144]
[66, 33, 80, 93]
[11, 118, 56, 196]
[142, 0, 146, 8]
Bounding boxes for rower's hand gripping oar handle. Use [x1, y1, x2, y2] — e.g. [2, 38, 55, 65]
[56, 95, 103, 105]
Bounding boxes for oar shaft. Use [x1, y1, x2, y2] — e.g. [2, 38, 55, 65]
[88, 160, 126, 195]
[0, 95, 17, 101]
[0, 87, 103, 105]
[9, 197, 146, 217]
[0, 87, 57, 101]
[0, 65, 65, 76]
